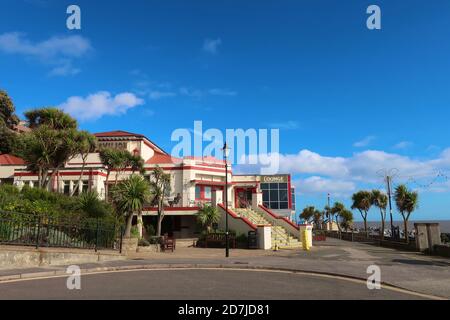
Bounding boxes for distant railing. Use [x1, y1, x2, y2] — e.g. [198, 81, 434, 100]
[325, 230, 417, 251]
[0, 211, 123, 251]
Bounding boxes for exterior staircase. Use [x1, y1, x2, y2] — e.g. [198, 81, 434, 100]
[234, 208, 302, 249]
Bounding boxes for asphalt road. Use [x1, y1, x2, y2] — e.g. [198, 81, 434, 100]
[0, 269, 430, 300]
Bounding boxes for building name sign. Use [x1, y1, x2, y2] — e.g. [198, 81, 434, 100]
[261, 175, 288, 183]
[98, 141, 128, 150]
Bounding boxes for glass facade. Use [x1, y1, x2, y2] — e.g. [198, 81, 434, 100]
[261, 182, 289, 210]
[291, 188, 296, 210]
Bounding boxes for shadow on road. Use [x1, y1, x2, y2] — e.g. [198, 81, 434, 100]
[392, 259, 450, 267]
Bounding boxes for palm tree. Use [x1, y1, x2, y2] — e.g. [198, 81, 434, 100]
[300, 206, 316, 223]
[339, 209, 354, 231]
[197, 204, 221, 233]
[371, 190, 388, 240]
[331, 202, 345, 231]
[128, 154, 145, 175]
[313, 210, 323, 229]
[76, 191, 111, 218]
[112, 175, 152, 238]
[148, 166, 171, 237]
[351, 191, 372, 232]
[71, 131, 97, 196]
[394, 185, 419, 244]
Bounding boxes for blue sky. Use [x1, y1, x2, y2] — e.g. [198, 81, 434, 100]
[1, 0, 450, 221]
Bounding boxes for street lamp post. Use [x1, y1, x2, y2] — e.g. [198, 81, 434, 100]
[222, 143, 231, 258]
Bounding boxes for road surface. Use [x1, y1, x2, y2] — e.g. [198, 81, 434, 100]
[0, 269, 431, 300]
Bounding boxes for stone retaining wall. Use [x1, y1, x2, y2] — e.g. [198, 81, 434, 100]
[0, 246, 126, 269]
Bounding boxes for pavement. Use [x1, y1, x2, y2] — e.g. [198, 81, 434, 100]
[0, 238, 449, 299]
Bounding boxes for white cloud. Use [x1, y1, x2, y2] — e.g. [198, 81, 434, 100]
[59, 91, 144, 121]
[179, 87, 237, 98]
[393, 141, 413, 150]
[203, 38, 222, 54]
[279, 150, 349, 177]
[0, 32, 92, 76]
[294, 176, 356, 197]
[236, 148, 450, 195]
[180, 87, 204, 98]
[149, 91, 177, 100]
[269, 121, 300, 130]
[208, 88, 237, 96]
[353, 135, 376, 147]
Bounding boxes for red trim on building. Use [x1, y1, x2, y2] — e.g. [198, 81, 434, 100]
[14, 171, 107, 178]
[143, 207, 200, 212]
[191, 180, 225, 186]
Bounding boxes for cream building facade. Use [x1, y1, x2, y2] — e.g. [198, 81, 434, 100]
[0, 130, 299, 245]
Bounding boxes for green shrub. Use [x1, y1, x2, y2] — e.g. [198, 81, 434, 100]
[0, 184, 115, 221]
[130, 226, 140, 239]
[236, 233, 248, 244]
[145, 223, 156, 237]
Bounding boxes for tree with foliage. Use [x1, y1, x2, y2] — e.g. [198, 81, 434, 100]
[112, 175, 152, 238]
[300, 206, 316, 223]
[300, 206, 323, 229]
[99, 148, 145, 199]
[351, 191, 372, 232]
[331, 202, 345, 231]
[14, 125, 81, 189]
[25, 107, 77, 130]
[0, 90, 19, 129]
[76, 191, 112, 219]
[12, 108, 85, 190]
[0, 122, 17, 154]
[0, 90, 20, 154]
[339, 209, 354, 231]
[129, 154, 145, 175]
[394, 185, 419, 244]
[148, 166, 171, 237]
[71, 131, 97, 196]
[371, 190, 388, 240]
[197, 204, 221, 233]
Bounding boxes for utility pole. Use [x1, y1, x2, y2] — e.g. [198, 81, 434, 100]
[327, 193, 331, 230]
[386, 175, 394, 232]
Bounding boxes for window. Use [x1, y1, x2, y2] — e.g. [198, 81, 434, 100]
[291, 188, 296, 210]
[279, 202, 288, 209]
[270, 190, 279, 202]
[63, 182, 70, 195]
[261, 180, 291, 210]
[279, 190, 288, 202]
[195, 185, 216, 200]
[204, 186, 212, 199]
[195, 185, 201, 199]
[260, 183, 269, 190]
[82, 181, 89, 193]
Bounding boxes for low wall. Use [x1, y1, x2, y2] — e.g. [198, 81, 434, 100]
[257, 205, 299, 238]
[0, 246, 126, 269]
[217, 204, 257, 236]
[433, 245, 450, 258]
[325, 231, 417, 251]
